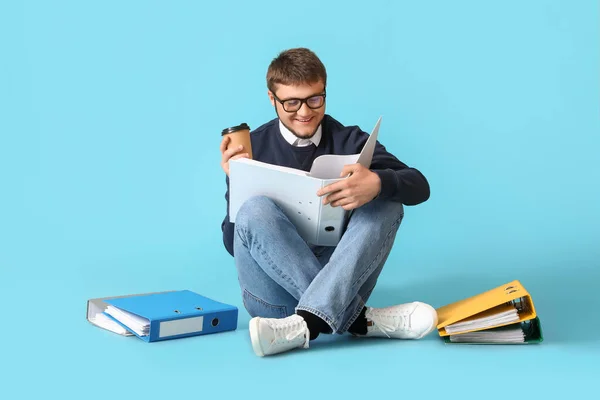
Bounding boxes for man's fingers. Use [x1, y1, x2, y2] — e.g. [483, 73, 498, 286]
[342, 202, 358, 211]
[231, 153, 250, 161]
[220, 136, 231, 154]
[324, 190, 348, 205]
[317, 181, 345, 197]
[340, 165, 353, 178]
[226, 145, 244, 157]
[331, 197, 353, 208]
[222, 145, 245, 163]
[340, 163, 361, 178]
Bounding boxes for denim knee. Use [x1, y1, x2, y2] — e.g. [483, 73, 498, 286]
[340, 200, 403, 245]
[353, 199, 404, 226]
[235, 196, 278, 230]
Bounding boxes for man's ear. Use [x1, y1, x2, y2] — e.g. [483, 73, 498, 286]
[267, 90, 275, 107]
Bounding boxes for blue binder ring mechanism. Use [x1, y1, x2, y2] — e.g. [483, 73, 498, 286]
[86, 290, 238, 342]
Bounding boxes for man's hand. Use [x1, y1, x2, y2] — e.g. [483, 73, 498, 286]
[220, 135, 250, 176]
[316, 163, 381, 210]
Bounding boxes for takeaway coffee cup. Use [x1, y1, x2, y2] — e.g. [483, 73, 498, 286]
[221, 123, 252, 160]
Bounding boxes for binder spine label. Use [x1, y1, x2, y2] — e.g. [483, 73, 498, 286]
[159, 316, 204, 338]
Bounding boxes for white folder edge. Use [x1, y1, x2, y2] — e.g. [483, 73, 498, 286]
[86, 291, 176, 336]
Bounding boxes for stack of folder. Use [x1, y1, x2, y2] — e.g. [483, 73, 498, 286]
[435, 280, 543, 344]
[87, 290, 238, 342]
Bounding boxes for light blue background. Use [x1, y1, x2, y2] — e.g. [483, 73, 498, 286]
[1, 0, 598, 398]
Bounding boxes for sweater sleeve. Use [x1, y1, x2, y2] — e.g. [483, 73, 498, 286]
[366, 138, 430, 206]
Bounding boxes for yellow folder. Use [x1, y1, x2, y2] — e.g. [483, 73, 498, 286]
[436, 280, 537, 337]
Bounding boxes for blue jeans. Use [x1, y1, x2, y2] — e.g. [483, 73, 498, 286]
[233, 195, 404, 333]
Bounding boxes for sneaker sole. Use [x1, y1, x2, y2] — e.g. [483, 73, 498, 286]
[249, 318, 265, 357]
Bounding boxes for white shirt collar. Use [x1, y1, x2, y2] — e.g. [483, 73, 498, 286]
[279, 120, 322, 147]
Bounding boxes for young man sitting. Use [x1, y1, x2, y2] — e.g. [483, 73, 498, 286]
[220, 47, 437, 357]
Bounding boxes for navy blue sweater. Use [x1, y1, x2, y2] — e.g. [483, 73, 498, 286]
[221, 115, 430, 256]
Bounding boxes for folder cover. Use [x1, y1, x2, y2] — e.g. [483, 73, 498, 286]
[87, 290, 238, 342]
[435, 280, 543, 344]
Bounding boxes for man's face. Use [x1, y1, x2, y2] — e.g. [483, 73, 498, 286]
[268, 81, 326, 139]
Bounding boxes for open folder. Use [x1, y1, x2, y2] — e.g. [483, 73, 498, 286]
[435, 280, 543, 344]
[87, 290, 238, 342]
[228, 117, 382, 246]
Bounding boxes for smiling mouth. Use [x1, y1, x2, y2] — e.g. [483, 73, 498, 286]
[295, 117, 313, 124]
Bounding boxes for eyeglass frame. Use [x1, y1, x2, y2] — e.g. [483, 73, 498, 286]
[272, 91, 327, 113]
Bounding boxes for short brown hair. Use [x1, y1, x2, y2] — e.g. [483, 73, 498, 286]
[266, 48, 327, 93]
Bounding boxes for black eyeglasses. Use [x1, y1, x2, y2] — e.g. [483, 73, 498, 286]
[272, 91, 326, 113]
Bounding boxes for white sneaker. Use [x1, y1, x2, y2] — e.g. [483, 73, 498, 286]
[362, 302, 438, 339]
[249, 314, 310, 357]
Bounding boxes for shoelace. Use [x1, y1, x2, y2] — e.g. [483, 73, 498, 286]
[269, 316, 309, 349]
[370, 310, 411, 338]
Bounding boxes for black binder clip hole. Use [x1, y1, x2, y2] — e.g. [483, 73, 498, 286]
[211, 318, 220, 327]
[174, 310, 180, 314]
[325, 226, 335, 232]
[195, 307, 203, 311]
